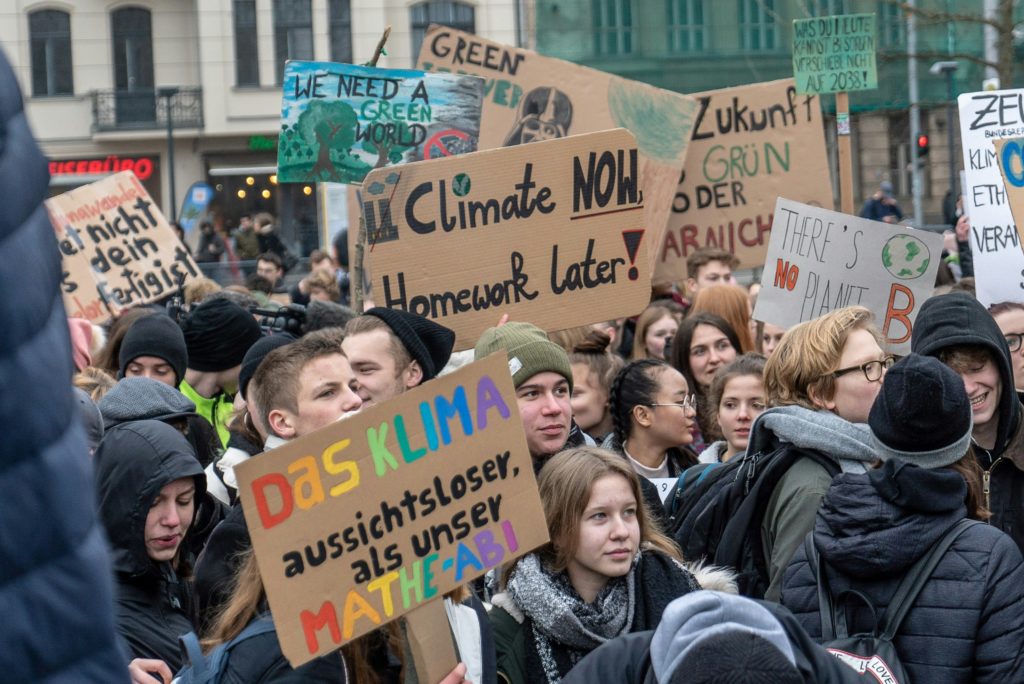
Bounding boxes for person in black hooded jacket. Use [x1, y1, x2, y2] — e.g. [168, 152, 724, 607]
[781, 354, 1024, 684]
[94, 419, 206, 675]
[912, 291, 1024, 551]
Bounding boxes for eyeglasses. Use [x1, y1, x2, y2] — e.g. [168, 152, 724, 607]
[831, 356, 896, 382]
[647, 395, 698, 411]
[1005, 333, 1024, 353]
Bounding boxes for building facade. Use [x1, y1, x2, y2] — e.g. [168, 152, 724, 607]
[532, 0, 1024, 224]
[0, 0, 520, 253]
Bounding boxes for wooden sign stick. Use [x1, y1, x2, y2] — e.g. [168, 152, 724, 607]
[836, 91, 854, 214]
[404, 598, 459, 684]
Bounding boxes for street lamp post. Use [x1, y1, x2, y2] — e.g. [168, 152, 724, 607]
[158, 87, 180, 222]
[930, 61, 959, 204]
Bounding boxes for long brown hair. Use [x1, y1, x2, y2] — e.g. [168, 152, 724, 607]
[691, 284, 756, 353]
[505, 447, 681, 585]
[953, 452, 992, 521]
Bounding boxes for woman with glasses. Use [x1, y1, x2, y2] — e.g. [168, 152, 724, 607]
[747, 306, 886, 601]
[605, 359, 699, 518]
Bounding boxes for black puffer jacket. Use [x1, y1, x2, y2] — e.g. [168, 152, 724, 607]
[0, 50, 128, 681]
[781, 460, 1024, 684]
[94, 420, 206, 669]
[912, 291, 1024, 551]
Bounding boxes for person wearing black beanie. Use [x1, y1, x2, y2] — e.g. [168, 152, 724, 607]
[119, 313, 188, 386]
[341, 308, 455, 408]
[179, 298, 262, 448]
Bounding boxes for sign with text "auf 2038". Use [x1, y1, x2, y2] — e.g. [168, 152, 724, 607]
[793, 13, 877, 95]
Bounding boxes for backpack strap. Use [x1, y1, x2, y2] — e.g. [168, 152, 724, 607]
[877, 518, 980, 639]
[179, 632, 208, 677]
[806, 533, 838, 641]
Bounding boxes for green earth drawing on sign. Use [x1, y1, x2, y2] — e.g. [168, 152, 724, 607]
[881, 234, 931, 280]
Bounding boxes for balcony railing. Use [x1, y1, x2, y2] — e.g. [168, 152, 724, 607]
[91, 87, 203, 133]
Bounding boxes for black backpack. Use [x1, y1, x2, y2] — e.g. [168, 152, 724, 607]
[663, 446, 839, 598]
[805, 518, 980, 683]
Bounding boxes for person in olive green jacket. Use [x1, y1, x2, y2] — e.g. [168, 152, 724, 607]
[752, 306, 887, 601]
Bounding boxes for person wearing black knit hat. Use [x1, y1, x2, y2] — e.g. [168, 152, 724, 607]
[179, 298, 262, 448]
[341, 307, 455, 408]
[119, 313, 188, 387]
[779, 353, 1024, 684]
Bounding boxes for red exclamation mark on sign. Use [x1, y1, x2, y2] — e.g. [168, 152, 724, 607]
[622, 229, 644, 281]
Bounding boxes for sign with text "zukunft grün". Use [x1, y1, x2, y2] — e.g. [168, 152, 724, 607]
[793, 13, 877, 95]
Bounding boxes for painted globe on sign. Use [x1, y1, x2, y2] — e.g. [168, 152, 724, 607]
[882, 234, 931, 280]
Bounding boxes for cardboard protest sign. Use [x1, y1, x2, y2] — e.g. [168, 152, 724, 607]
[656, 79, 832, 283]
[278, 61, 485, 184]
[46, 171, 200, 323]
[417, 26, 697, 269]
[958, 90, 1024, 306]
[752, 198, 942, 353]
[792, 13, 877, 95]
[992, 137, 1024, 264]
[236, 352, 547, 667]
[360, 129, 650, 350]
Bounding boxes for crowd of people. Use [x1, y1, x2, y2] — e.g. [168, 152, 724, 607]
[6, 50, 1024, 684]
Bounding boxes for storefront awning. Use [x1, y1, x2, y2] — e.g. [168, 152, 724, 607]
[208, 165, 278, 177]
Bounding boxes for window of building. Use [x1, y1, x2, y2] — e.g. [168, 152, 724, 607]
[329, 0, 353, 63]
[739, 0, 777, 51]
[234, 0, 260, 86]
[877, 1, 904, 48]
[667, 0, 706, 53]
[410, 1, 475, 62]
[593, 0, 634, 56]
[812, 0, 848, 16]
[29, 9, 73, 96]
[273, 0, 314, 84]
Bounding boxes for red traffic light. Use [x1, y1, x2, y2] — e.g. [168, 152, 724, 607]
[917, 135, 929, 148]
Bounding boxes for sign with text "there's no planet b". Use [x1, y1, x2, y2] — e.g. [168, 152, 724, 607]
[793, 13, 877, 95]
[361, 129, 651, 350]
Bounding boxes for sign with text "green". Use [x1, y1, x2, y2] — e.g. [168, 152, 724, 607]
[793, 13, 877, 95]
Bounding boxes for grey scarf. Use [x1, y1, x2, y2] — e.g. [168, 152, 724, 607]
[507, 553, 637, 682]
[746, 405, 877, 473]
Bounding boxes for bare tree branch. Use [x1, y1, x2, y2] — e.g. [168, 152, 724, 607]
[881, 0, 1001, 30]
[877, 50, 998, 71]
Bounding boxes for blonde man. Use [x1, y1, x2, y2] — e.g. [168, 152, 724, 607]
[749, 306, 891, 600]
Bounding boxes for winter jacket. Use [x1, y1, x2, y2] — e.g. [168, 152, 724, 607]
[562, 596, 862, 684]
[490, 550, 703, 684]
[179, 379, 234, 448]
[0, 49, 128, 682]
[912, 291, 1024, 551]
[781, 460, 1024, 684]
[743, 407, 877, 601]
[94, 420, 207, 669]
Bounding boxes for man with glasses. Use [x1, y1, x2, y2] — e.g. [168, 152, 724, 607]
[747, 306, 885, 600]
[989, 301, 1024, 395]
[913, 292, 1024, 552]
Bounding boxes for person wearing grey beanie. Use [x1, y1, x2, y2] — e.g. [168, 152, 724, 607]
[780, 352, 1024, 684]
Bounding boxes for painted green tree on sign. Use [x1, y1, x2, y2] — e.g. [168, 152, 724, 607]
[296, 100, 359, 182]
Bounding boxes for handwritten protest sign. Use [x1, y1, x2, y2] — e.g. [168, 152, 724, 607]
[278, 61, 484, 184]
[236, 353, 547, 667]
[793, 13, 877, 95]
[656, 79, 832, 283]
[360, 129, 650, 350]
[752, 198, 941, 353]
[958, 90, 1024, 305]
[46, 171, 200, 323]
[418, 26, 697, 269]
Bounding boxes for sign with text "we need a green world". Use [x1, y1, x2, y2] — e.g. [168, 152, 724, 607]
[793, 13, 877, 95]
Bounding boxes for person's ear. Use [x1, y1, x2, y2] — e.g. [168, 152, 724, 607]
[404, 360, 424, 389]
[807, 384, 836, 412]
[632, 404, 654, 428]
[684, 277, 699, 298]
[267, 408, 297, 440]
